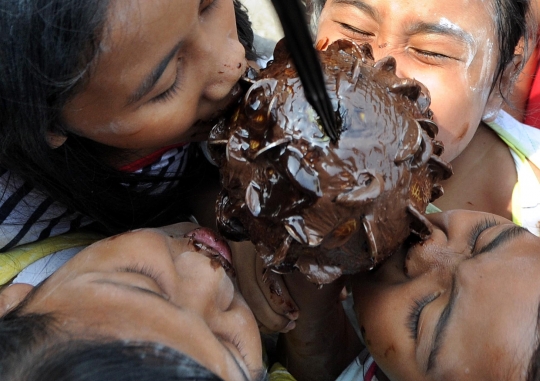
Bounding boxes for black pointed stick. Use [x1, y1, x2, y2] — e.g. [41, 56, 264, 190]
[271, 0, 339, 142]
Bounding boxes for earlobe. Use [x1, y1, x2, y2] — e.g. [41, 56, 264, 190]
[46, 131, 67, 149]
[482, 54, 524, 122]
[0, 283, 33, 315]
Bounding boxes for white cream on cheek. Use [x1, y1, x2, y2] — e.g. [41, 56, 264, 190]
[472, 0, 500, 117]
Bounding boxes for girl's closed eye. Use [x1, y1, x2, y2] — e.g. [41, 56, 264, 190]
[468, 216, 499, 254]
[407, 47, 455, 65]
[407, 292, 441, 340]
[121, 264, 163, 283]
[338, 22, 375, 41]
[118, 264, 169, 299]
[151, 58, 184, 104]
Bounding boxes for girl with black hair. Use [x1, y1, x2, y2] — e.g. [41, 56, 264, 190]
[0, 0, 256, 283]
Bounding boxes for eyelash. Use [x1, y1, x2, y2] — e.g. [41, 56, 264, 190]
[339, 23, 373, 39]
[121, 264, 162, 284]
[407, 293, 439, 340]
[468, 217, 499, 253]
[151, 60, 183, 104]
[412, 48, 448, 59]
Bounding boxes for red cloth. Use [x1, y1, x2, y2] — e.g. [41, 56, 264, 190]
[525, 65, 540, 128]
[119, 143, 187, 172]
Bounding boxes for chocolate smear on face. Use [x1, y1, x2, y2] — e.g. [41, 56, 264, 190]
[209, 39, 452, 284]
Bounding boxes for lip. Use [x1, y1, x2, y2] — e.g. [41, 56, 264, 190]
[184, 227, 233, 269]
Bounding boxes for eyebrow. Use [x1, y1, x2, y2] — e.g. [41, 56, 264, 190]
[406, 21, 474, 46]
[332, 0, 473, 46]
[126, 39, 184, 106]
[332, 0, 380, 23]
[425, 225, 529, 372]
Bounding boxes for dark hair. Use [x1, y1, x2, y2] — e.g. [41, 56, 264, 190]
[306, 0, 533, 94]
[0, 307, 222, 380]
[0, 0, 255, 235]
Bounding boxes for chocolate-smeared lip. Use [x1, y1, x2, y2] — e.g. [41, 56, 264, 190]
[184, 227, 233, 271]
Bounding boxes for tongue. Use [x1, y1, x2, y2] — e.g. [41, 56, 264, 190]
[185, 227, 233, 264]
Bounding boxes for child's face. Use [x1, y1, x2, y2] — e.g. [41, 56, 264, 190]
[11, 224, 265, 381]
[62, 0, 246, 162]
[353, 210, 540, 380]
[316, 0, 506, 162]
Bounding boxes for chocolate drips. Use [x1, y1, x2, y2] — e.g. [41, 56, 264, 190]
[209, 39, 452, 284]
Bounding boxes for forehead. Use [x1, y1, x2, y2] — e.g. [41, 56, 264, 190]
[100, 0, 197, 60]
[93, 0, 199, 72]
[326, 0, 497, 29]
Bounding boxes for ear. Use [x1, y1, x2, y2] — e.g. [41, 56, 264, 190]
[0, 283, 33, 315]
[482, 54, 523, 122]
[46, 131, 68, 149]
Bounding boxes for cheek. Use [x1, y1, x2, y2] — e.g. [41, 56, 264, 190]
[354, 283, 404, 348]
[315, 13, 342, 44]
[415, 73, 484, 161]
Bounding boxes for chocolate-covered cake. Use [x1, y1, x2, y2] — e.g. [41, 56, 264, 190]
[209, 39, 452, 284]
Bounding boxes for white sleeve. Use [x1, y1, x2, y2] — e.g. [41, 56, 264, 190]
[12, 247, 84, 286]
[336, 348, 378, 381]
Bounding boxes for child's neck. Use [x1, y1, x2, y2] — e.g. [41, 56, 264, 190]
[433, 122, 516, 219]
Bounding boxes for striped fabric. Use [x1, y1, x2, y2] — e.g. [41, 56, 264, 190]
[0, 143, 191, 252]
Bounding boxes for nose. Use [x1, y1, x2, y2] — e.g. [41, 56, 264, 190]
[369, 43, 409, 79]
[173, 249, 235, 314]
[202, 28, 247, 102]
[405, 211, 470, 279]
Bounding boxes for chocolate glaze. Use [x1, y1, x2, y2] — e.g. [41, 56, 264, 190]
[209, 39, 452, 284]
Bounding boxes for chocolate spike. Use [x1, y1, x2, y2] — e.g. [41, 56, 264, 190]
[362, 215, 379, 260]
[428, 155, 454, 180]
[417, 118, 439, 139]
[407, 202, 433, 240]
[389, 78, 421, 101]
[395, 120, 423, 164]
[432, 140, 444, 156]
[270, 235, 293, 266]
[430, 183, 444, 202]
[373, 56, 397, 74]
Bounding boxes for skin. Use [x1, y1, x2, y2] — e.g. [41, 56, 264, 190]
[353, 210, 540, 381]
[62, 0, 247, 165]
[0, 223, 266, 381]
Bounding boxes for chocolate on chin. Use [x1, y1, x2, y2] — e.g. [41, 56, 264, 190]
[209, 39, 452, 284]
